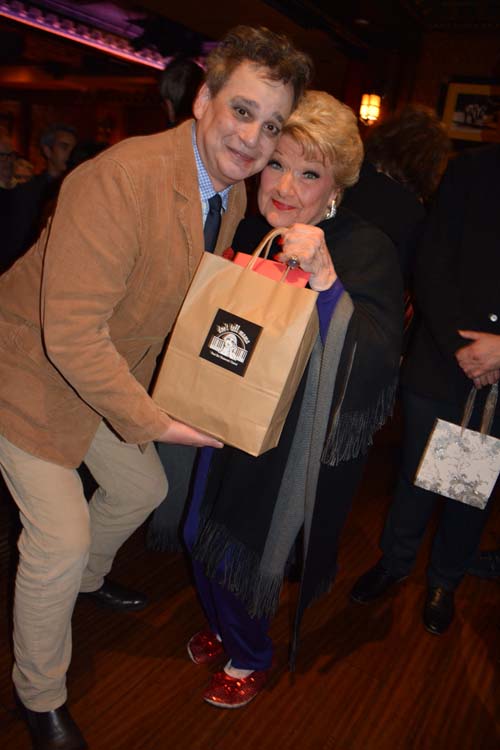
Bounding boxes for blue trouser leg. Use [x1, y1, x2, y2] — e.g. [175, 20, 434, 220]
[184, 448, 273, 670]
[190, 561, 273, 670]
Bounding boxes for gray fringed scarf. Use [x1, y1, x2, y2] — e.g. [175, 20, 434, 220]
[192, 291, 387, 619]
[191, 210, 402, 623]
[256, 293, 354, 602]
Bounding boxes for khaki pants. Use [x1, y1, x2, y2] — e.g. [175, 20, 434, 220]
[0, 422, 167, 711]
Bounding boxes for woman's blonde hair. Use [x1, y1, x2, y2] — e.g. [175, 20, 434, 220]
[282, 91, 363, 198]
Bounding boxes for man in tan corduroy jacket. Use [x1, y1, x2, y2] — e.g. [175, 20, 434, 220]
[0, 26, 311, 749]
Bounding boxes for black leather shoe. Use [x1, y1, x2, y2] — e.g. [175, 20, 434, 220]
[79, 579, 148, 611]
[423, 586, 455, 635]
[19, 701, 87, 750]
[350, 561, 407, 603]
[467, 550, 500, 579]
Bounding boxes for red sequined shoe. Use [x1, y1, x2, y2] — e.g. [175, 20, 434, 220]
[203, 668, 268, 708]
[187, 630, 225, 665]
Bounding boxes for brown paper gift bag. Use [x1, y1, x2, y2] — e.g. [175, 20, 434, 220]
[153, 228, 319, 456]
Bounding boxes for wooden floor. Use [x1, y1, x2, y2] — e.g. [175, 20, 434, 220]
[1, 412, 499, 750]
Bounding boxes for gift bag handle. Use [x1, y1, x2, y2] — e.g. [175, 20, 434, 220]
[247, 227, 297, 283]
[461, 383, 498, 437]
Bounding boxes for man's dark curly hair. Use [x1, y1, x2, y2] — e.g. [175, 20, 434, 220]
[205, 26, 313, 110]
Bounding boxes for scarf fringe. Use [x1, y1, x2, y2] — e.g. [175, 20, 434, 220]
[321, 378, 398, 466]
[145, 525, 182, 553]
[308, 575, 335, 605]
[192, 518, 284, 618]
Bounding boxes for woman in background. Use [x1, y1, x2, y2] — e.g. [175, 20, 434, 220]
[343, 105, 450, 283]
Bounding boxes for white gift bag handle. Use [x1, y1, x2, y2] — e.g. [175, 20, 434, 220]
[461, 383, 498, 438]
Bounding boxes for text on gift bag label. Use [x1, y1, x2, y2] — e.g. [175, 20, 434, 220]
[199, 309, 263, 377]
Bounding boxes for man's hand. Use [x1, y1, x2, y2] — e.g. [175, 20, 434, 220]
[456, 330, 500, 379]
[472, 370, 500, 389]
[158, 418, 223, 448]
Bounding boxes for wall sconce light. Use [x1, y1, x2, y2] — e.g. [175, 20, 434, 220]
[359, 93, 381, 125]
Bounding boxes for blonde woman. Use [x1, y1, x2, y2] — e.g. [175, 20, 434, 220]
[184, 92, 404, 708]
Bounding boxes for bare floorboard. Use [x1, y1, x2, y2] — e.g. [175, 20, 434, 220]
[1, 410, 499, 749]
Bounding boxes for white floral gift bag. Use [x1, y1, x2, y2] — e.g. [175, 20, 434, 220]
[414, 384, 500, 510]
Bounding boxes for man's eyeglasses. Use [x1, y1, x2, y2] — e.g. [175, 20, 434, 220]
[0, 151, 16, 160]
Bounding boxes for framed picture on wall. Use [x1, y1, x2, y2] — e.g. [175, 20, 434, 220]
[442, 82, 500, 142]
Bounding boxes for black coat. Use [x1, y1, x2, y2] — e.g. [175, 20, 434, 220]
[342, 160, 425, 284]
[402, 145, 500, 405]
[1, 172, 60, 273]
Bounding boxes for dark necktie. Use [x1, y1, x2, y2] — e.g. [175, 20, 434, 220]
[204, 193, 222, 252]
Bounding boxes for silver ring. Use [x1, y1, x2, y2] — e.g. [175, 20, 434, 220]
[287, 255, 300, 269]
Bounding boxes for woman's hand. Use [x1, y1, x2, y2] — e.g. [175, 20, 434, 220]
[274, 223, 337, 291]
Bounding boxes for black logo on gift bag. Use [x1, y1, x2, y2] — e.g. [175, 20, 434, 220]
[200, 309, 263, 376]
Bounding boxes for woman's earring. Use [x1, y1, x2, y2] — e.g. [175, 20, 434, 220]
[325, 199, 337, 220]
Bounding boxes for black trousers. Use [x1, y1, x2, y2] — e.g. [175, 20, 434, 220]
[380, 388, 500, 590]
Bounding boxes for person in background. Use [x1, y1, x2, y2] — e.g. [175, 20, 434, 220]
[39, 123, 78, 181]
[343, 105, 450, 284]
[343, 105, 450, 353]
[159, 55, 204, 127]
[465, 332, 500, 579]
[0, 135, 16, 189]
[12, 156, 34, 185]
[0, 136, 18, 272]
[0, 26, 311, 749]
[351, 144, 500, 636]
[66, 140, 108, 172]
[184, 91, 403, 709]
[1, 124, 77, 273]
